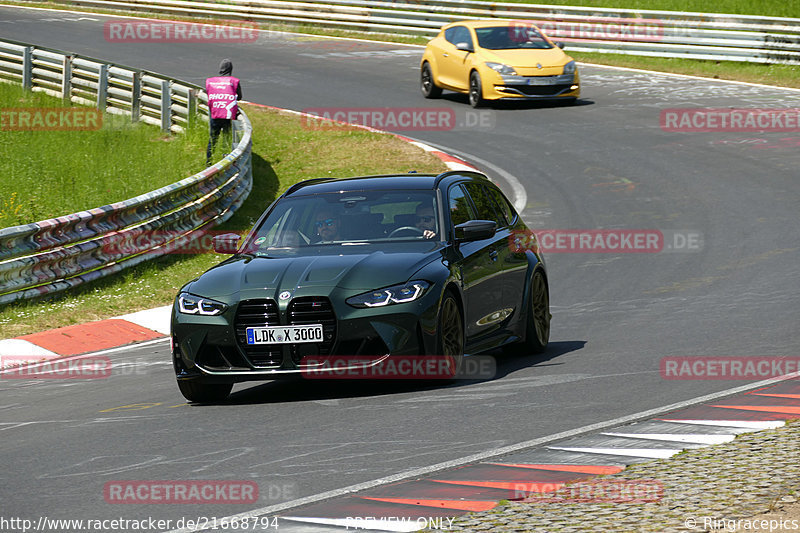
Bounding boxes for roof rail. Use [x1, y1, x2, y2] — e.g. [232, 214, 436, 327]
[434, 169, 486, 187]
[283, 177, 335, 196]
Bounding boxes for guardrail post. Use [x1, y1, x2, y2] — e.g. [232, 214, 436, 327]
[131, 71, 141, 122]
[160, 80, 171, 132]
[187, 88, 197, 128]
[131, 71, 142, 122]
[97, 63, 108, 111]
[22, 46, 33, 90]
[61, 55, 73, 103]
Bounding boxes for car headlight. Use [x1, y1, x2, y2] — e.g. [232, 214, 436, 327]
[346, 281, 431, 308]
[177, 293, 227, 316]
[563, 61, 576, 75]
[485, 62, 517, 76]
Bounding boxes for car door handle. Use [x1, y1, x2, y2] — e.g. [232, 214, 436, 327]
[442, 53, 448, 57]
[489, 250, 499, 261]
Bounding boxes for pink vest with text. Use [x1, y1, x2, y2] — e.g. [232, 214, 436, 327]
[206, 76, 240, 119]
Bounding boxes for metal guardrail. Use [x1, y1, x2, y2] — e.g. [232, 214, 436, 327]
[0, 38, 253, 306]
[46, 0, 800, 63]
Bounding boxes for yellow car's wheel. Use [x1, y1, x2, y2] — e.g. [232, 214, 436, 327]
[469, 71, 485, 108]
[421, 62, 442, 99]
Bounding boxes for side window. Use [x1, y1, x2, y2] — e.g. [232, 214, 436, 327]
[485, 185, 516, 226]
[463, 182, 503, 227]
[444, 27, 458, 45]
[451, 26, 474, 49]
[448, 185, 474, 227]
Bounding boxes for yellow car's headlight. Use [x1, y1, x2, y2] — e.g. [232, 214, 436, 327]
[485, 62, 517, 76]
[563, 61, 577, 75]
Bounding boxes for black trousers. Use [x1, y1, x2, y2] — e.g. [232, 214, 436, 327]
[206, 118, 232, 165]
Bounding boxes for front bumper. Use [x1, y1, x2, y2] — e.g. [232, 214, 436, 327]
[487, 71, 580, 100]
[172, 290, 441, 383]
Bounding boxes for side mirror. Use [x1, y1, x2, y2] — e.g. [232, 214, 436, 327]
[455, 42, 474, 53]
[213, 233, 241, 254]
[454, 220, 496, 242]
[556, 42, 565, 49]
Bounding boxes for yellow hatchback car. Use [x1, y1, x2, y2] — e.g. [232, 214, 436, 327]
[420, 20, 580, 107]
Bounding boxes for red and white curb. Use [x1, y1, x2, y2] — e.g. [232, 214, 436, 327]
[244, 101, 481, 174]
[265, 378, 800, 532]
[0, 306, 171, 370]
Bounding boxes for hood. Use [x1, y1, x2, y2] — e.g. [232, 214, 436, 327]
[185, 245, 442, 301]
[218, 59, 233, 76]
[480, 47, 569, 68]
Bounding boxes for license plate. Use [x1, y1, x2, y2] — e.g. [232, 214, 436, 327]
[246, 324, 323, 345]
[527, 77, 557, 85]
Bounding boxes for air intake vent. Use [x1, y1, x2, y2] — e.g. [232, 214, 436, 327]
[288, 297, 336, 364]
[235, 299, 282, 368]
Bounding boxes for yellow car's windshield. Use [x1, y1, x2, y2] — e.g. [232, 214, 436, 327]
[475, 26, 553, 50]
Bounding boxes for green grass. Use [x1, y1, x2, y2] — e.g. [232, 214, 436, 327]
[0, 83, 210, 227]
[0, 102, 446, 337]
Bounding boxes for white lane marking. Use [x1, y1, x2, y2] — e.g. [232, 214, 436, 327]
[164, 372, 799, 533]
[0, 339, 58, 359]
[601, 432, 735, 445]
[114, 305, 172, 335]
[576, 62, 800, 93]
[0, 338, 169, 376]
[401, 138, 528, 214]
[282, 517, 420, 532]
[548, 446, 681, 459]
[659, 419, 785, 430]
[69, 337, 169, 357]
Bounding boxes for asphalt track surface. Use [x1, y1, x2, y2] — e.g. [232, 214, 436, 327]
[1, 6, 799, 529]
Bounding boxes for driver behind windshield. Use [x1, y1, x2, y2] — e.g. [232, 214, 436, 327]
[314, 210, 341, 242]
[415, 204, 436, 240]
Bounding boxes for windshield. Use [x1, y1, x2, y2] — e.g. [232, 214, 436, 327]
[243, 190, 439, 255]
[475, 25, 553, 50]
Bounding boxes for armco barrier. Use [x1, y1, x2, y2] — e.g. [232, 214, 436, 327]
[46, 0, 800, 64]
[0, 38, 201, 132]
[0, 38, 253, 306]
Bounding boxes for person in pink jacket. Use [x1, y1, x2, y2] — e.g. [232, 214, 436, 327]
[205, 58, 243, 165]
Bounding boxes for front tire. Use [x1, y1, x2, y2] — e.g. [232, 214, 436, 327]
[469, 71, 485, 108]
[421, 62, 442, 99]
[177, 380, 233, 403]
[526, 270, 550, 353]
[437, 291, 464, 377]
